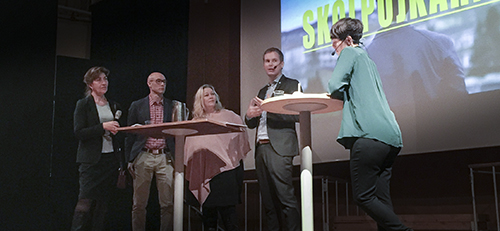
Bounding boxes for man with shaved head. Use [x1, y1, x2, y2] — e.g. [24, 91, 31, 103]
[126, 72, 176, 231]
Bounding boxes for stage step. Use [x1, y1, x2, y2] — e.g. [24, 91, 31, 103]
[332, 214, 473, 231]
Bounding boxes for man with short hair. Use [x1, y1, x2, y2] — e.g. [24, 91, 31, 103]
[245, 47, 301, 231]
[126, 72, 175, 231]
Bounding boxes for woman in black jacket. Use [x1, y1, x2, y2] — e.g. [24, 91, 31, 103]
[70, 66, 125, 231]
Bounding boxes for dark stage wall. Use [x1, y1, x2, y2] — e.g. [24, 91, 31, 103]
[186, 0, 241, 114]
[52, 0, 190, 230]
[1, 0, 190, 230]
[0, 0, 57, 230]
[90, 0, 189, 107]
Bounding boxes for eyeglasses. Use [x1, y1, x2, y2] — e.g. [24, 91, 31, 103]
[154, 79, 166, 84]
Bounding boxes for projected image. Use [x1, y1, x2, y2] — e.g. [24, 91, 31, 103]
[281, 0, 500, 158]
[281, 0, 500, 94]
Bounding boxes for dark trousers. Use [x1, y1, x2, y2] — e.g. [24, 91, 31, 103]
[202, 205, 239, 231]
[71, 153, 118, 231]
[255, 143, 300, 231]
[350, 138, 411, 231]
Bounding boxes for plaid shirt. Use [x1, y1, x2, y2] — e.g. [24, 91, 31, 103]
[145, 95, 166, 150]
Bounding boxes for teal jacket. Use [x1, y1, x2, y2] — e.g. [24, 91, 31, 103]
[328, 46, 402, 149]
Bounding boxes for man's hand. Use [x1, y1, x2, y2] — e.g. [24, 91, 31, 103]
[127, 162, 136, 179]
[246, 97, 263, 118]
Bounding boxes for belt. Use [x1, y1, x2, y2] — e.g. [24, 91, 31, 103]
[142, 148, 165, 154]
[258, 139, 270, 144]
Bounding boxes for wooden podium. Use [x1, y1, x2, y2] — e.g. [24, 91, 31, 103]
[261, 92, 343, 231]
[118, 119, 245, 231]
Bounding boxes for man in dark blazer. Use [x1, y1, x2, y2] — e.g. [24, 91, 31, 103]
[125, 72, 175, 231]
[245, 47, 301, 231]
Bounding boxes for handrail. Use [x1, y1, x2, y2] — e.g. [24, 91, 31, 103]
[469, 162, 500, 169]
[242, 175, 353, 231]
[469, 162, 500, 231]
[185, 175, 354, 231]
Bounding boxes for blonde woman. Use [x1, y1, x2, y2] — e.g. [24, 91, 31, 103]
[185, 84, 250, 231]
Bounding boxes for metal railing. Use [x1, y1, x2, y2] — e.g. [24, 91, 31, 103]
[242, 176, 354, 231]
[186, 202, 226, 231]
[185, 175, 354, 231]
[469, 162, 500, 231]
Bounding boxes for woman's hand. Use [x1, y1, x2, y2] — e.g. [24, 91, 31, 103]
[102, 121, 120, 135]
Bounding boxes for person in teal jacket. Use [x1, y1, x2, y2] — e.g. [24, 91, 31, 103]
[328, 17, 412, 231]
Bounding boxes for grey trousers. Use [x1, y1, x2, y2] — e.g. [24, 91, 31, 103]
[255, 143, 300, 231]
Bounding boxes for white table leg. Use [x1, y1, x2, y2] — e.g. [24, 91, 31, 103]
[299, 111, 314, 231]
[173, 135, 186, 231]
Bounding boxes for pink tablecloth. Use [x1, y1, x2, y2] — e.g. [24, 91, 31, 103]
[184, 109, 250, 205]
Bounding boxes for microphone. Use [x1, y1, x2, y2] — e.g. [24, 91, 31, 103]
[273, 61, 283, 70]
[114, 110, 122, 120]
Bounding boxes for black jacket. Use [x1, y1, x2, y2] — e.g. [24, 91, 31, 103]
[73, 95, 125, 166]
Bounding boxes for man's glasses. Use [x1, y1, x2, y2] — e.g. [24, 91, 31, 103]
[154, 79, 166, 84]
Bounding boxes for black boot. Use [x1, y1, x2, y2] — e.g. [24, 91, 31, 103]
[220, 206, 239, 231]
[202, 206, 218, 230]
[71, 199, 94, 231]
[91, 200, 108, 231]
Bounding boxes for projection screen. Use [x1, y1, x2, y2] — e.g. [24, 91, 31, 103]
[278, 0, 500, 163]
[241, 0, 500, 169]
